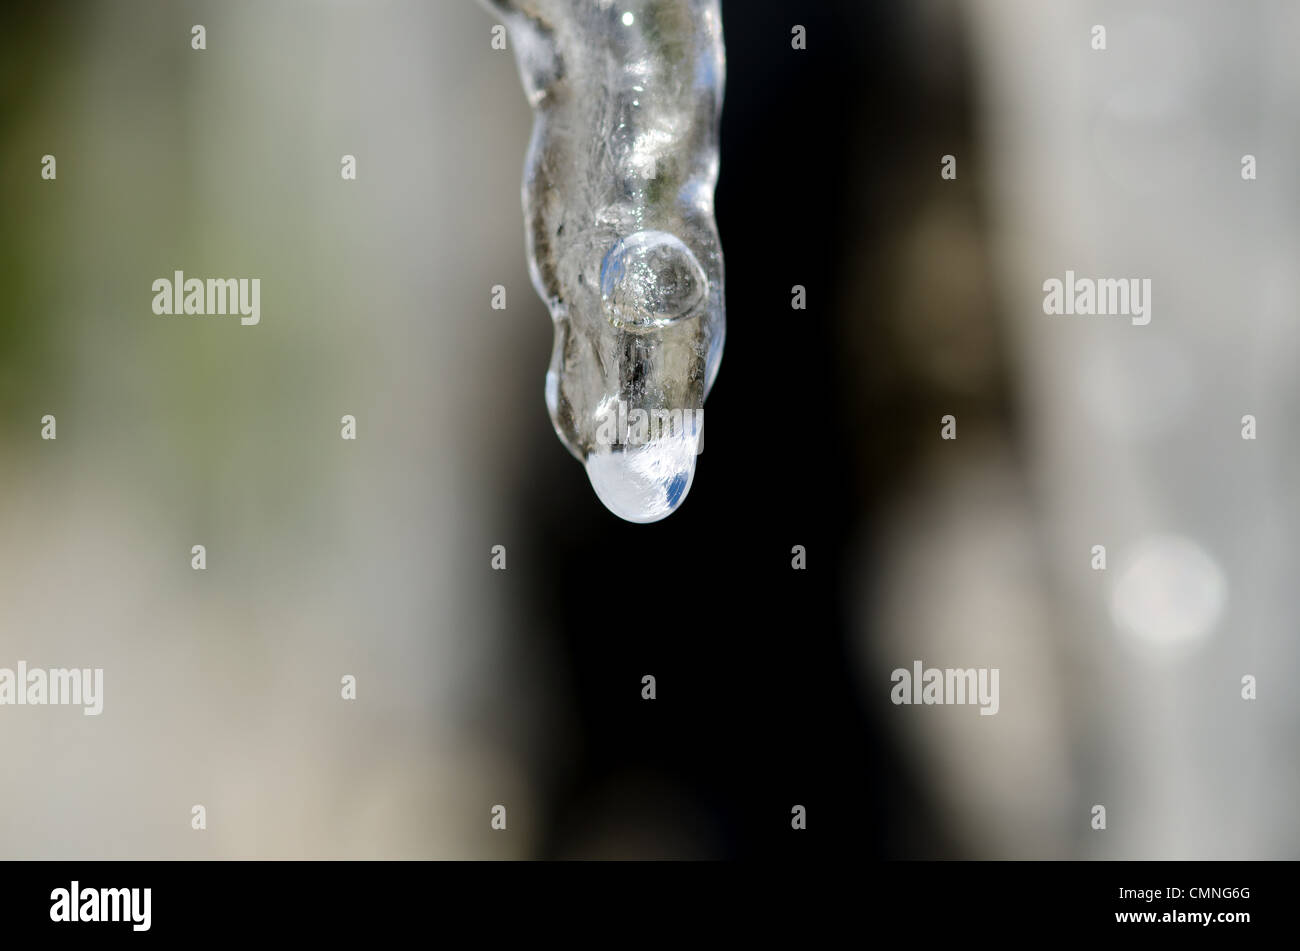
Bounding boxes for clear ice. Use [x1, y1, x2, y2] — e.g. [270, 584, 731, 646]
[482, 0, 726, 523]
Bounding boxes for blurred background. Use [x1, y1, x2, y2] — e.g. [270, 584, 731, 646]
[1, 0, 1297, 859]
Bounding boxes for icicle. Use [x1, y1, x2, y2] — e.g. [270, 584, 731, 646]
[484, 0, 726, 522]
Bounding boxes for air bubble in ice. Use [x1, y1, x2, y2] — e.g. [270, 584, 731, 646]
[600, 230, 707, 333]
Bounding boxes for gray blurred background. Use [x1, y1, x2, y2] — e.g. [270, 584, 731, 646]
[1, 0, 1297, 859]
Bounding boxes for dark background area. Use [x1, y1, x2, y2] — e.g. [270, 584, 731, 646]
[511, 0, 984, 859]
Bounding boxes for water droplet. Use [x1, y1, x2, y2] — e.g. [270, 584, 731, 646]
[585, 435, 698, 523]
